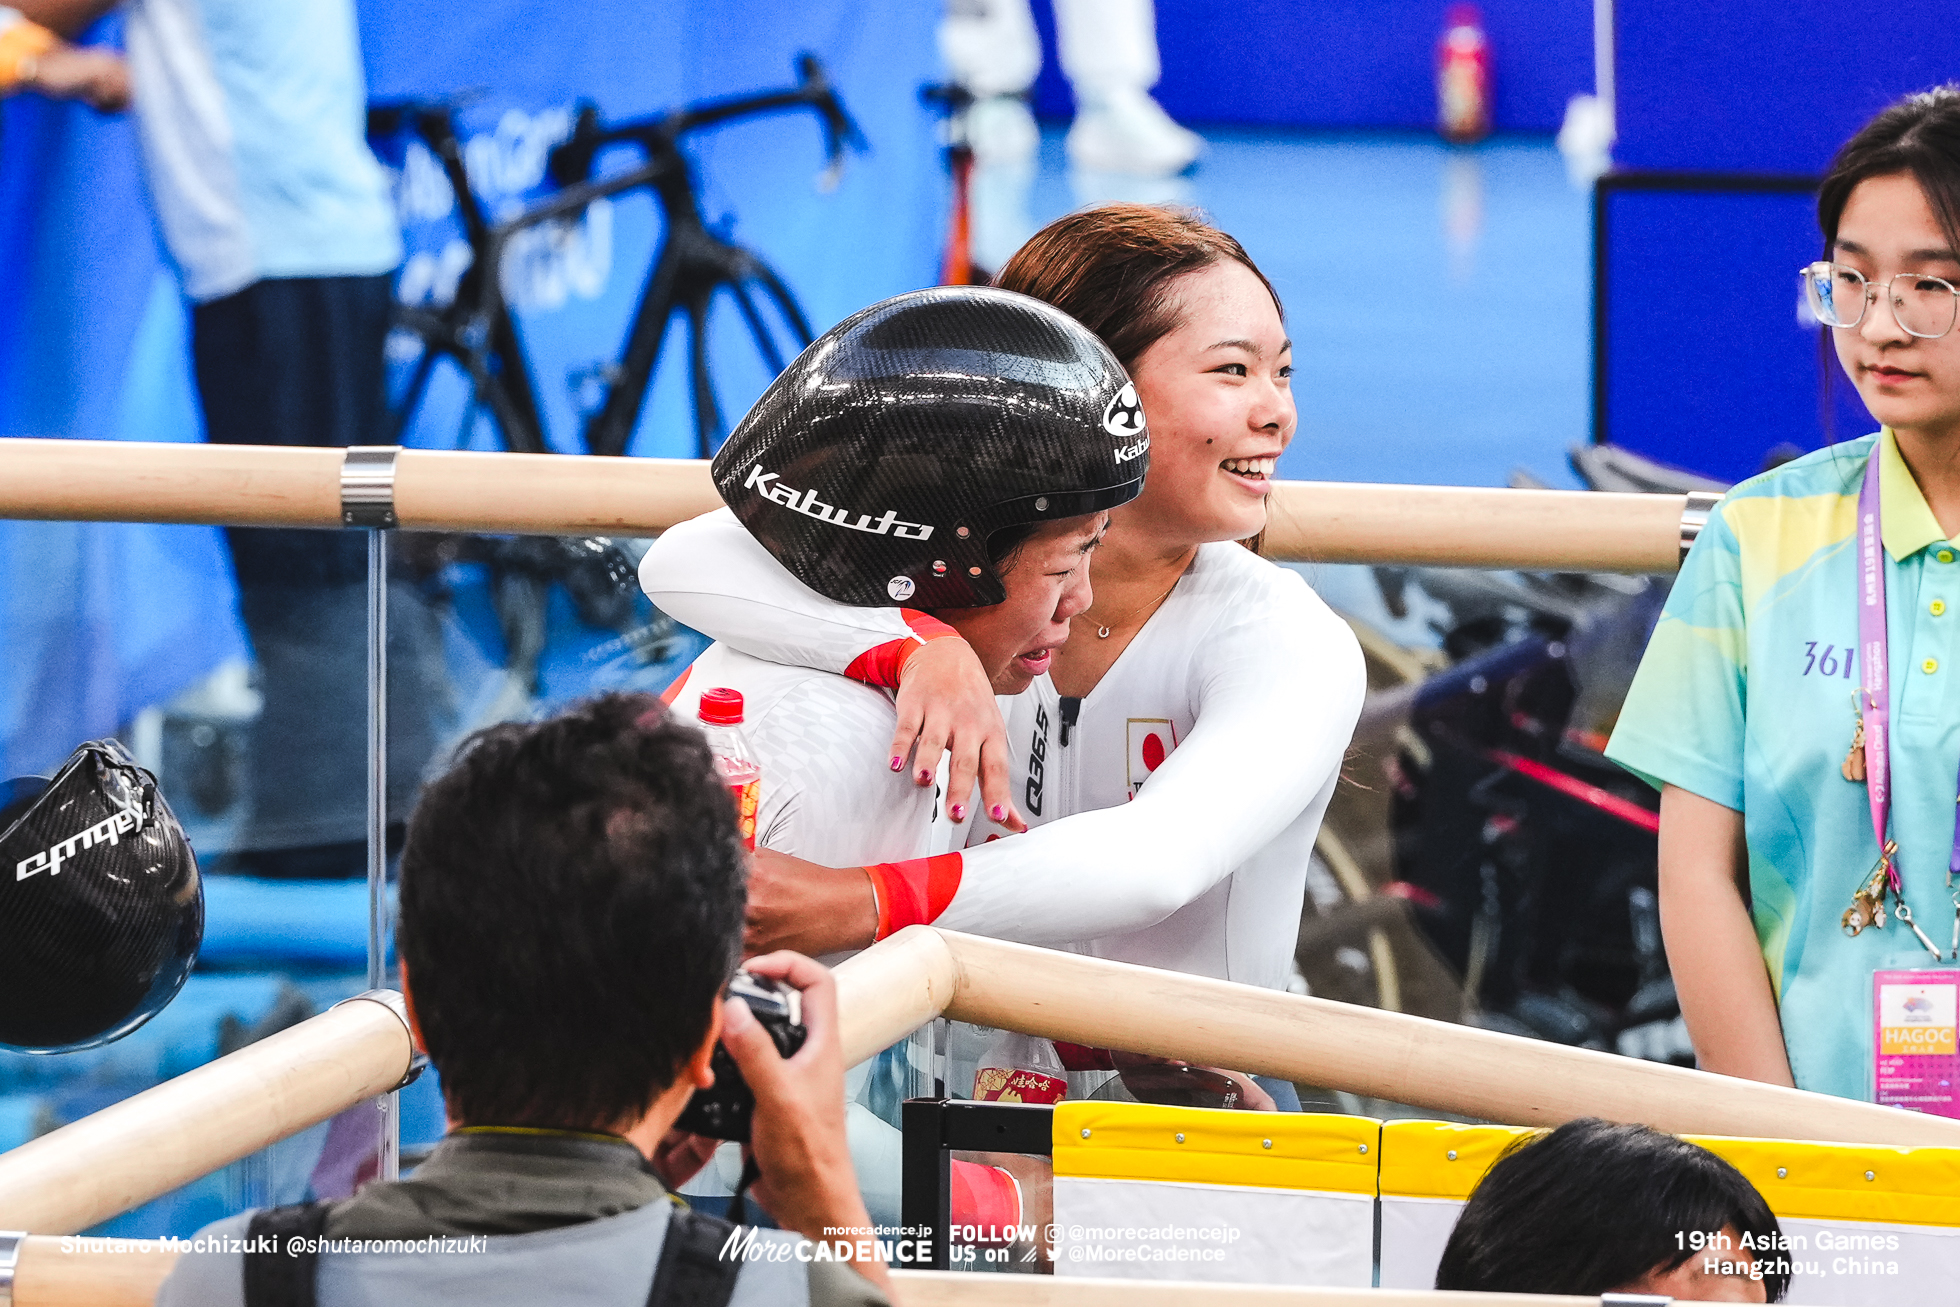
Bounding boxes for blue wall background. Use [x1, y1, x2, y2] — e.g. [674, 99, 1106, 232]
[1030, 0, 1594, 133]
[1597, 0, 1954, 480]
[1599, 185, 1874, 484]
[361, 0, 944, 459]
[0, 45, 248, 776]
[1614, 0, 1960, 176]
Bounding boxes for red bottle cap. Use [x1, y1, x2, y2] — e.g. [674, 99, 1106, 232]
[698, 687, 745, 726]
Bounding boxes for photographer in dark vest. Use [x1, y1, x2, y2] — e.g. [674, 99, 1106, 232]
[155, 693, 891, 1307]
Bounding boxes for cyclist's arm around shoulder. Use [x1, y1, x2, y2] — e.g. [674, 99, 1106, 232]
[938, 568, 1366, 944]
[644, 509, 1011, 820]
[639, 508, 919, 675]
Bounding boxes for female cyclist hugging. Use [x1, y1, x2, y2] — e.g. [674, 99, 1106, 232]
[661, 284, 1141, 1229]
[642, 205, 1366, 1113]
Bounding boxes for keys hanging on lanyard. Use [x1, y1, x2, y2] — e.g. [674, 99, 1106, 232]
[1842, 693, 1867, 782]
[1841, 442, 1960, 960]
[1840, 841, 1945, 959]
[1843, 841, 1896, 936]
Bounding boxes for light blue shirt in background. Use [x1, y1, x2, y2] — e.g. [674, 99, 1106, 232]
[123, 0, 401, 300]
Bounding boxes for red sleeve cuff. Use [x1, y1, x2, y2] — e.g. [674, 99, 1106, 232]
[865, 852, 964, 939]
[841, 610, 962, 689]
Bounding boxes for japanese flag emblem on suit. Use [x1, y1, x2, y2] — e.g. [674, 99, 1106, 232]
[1125, 718, 1177, 800]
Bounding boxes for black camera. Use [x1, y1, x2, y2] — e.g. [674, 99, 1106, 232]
[675, 969, 808, 1141]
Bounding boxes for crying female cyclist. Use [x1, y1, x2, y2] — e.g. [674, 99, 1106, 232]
[642, 205, 1366, 1114]
[657, 284, 1143, 1228]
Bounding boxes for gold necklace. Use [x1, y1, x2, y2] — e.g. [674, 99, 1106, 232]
[1081, 576, 1182, 639]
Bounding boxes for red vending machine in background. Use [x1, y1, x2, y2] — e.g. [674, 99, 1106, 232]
[1437, 3, 1492, 144]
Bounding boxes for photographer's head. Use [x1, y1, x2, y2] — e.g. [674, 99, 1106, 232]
[1435, 1118, 1787, 1303]
[397, 693, 746, 1136]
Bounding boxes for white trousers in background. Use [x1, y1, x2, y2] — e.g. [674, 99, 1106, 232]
[938, 0, 1163, 103]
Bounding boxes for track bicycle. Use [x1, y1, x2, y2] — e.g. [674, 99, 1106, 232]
[370, 54, 865, 459]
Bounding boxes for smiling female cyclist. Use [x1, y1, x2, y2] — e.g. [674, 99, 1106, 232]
[642, 205, 1366, 1112]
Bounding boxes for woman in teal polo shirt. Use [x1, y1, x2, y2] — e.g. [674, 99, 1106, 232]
[1608, 87, 1960, 1101]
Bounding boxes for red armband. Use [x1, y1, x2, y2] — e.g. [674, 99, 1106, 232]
[949, 1160, 1023, 1238]
[842, 610, 961, 689]
[864, 852, 963, 939]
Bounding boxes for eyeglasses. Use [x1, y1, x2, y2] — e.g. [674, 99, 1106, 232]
[1800, 261, 1960, 339]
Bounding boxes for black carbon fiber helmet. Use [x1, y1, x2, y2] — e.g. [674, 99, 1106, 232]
[0, 740, 202, 1052]
[711, 286, 1149, 607]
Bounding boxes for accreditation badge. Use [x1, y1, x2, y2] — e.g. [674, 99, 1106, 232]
[1873, 970, 1960, 1116]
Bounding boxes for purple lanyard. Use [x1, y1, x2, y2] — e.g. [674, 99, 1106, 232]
[1854, 448, 1960, 884]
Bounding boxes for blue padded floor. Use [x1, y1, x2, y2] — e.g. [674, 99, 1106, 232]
[1020, 124, 1591, 491]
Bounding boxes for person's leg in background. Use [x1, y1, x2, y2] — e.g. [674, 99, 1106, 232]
[938, 0, 1044, 274]
[191, 274, 449, 879]
[1052, 0, 1203, 176]
[939, 0, 1204, 250]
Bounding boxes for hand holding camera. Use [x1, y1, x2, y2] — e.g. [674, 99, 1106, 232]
[711, 952, 871, 1244]
[665, 951, 885, 1290]
[674, 968, 808, 1141]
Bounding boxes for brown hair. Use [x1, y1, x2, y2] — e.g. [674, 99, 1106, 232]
[994, 204, 1284, 554]
[993, 204, 1284, 373]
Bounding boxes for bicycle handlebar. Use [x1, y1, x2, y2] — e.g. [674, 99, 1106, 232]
[547, 52, 867, 190]
[366, 89, 488, 149]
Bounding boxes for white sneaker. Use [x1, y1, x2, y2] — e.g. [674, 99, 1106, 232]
[1556, 93, 1616, 188]
[1066, 87, 1203, 177]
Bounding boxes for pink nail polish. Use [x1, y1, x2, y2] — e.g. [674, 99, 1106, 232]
[917, 768, 932, 784]
[990, 805, 1005, 822]
[891, 756, 904, 771]
[950, 804, 966, 822]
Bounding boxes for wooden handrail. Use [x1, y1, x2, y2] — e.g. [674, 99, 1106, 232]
[0, 997, 414, 1237]
[0, 439, 1687, 572]
[0, 931, 1925, 1304]
[8, 929, 1960, 1242]
[910, 930, 1960, 1149]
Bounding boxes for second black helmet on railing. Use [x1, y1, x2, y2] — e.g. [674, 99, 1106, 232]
[0, 739, 202, 1053]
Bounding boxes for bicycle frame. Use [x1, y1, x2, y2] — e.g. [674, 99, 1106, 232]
[545, 54, 861, 457]
[379, 54, 863, 460]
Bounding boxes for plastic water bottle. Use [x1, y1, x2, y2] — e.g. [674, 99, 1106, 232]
[698, 687, 761, 850]
[1436, 3, 1491, 144]
[972, 1029, 1067, 1105]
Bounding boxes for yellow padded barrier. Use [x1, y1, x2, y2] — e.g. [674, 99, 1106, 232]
[1052, 1104, 1381, 1195]
[1377, 1121, 1532, 1202]
[1377, 1120, 1960, 1226]
[1686, 1135, 1960, 1229]
[1049, 1104, 1381, 1286]
[1375, 1119, 1960, 1304]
